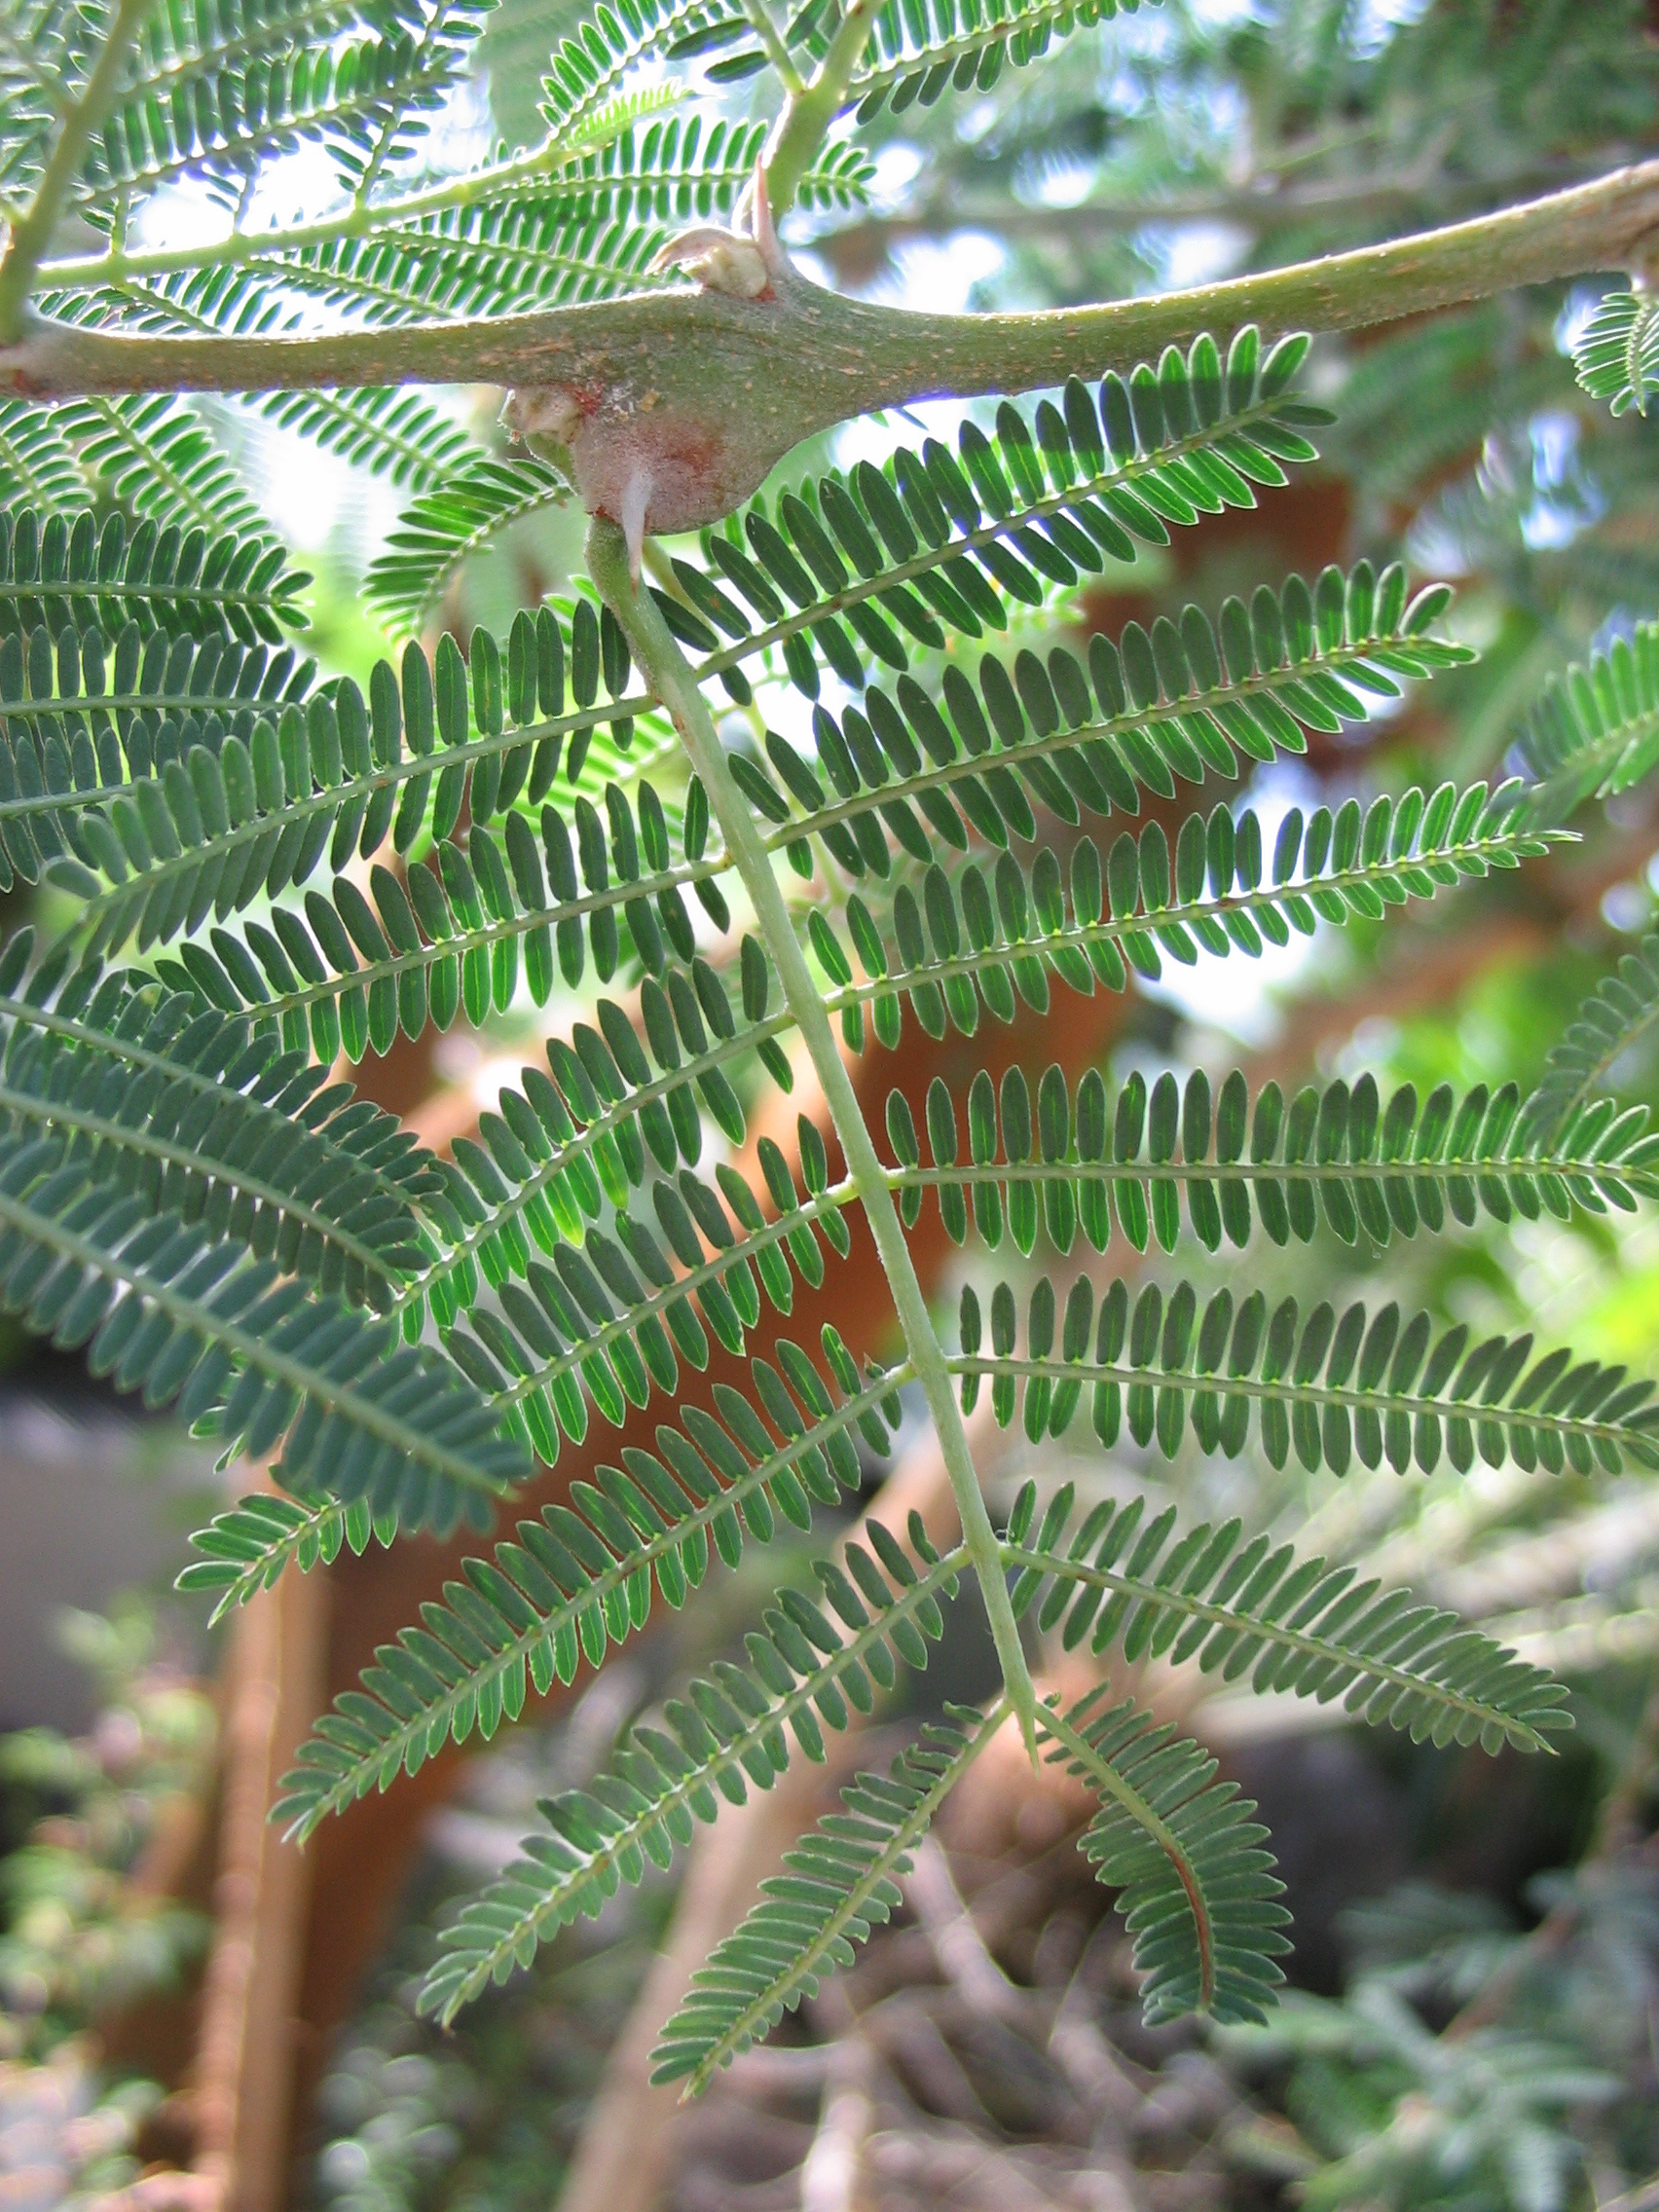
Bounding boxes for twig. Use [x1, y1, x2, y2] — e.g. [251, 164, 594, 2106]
[797, 2037, 874, 2212]
[811, 155, 1604, 272]
[738, 0, 806, 96]
[906, 1836, 1028, 2029]
[23, 117, 693, 294]
[1596, 2176, 1659, 2212]
[0, 0, 150, 342]
[760, 0, 878, 216]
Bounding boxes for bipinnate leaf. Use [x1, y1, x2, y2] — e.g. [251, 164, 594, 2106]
[404, 1516, 961, 2021]
[897, 1062, 1659, 1260]
[1516, 619, 1659, 823]
[1518, 933, 1659, 1145]
[0, 945, 439, 1311]
[1571, 289, 1659, 418]
[255, 1335, 903, 1819]
[652, 1706, 1002, 2090]
[0, 1131, 525, 1531]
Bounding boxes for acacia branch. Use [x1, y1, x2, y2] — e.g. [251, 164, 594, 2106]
[4, 158, 1658, 516]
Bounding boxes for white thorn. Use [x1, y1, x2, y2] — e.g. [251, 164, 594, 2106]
[620, 464, 651, 586]
[500, 384, 582, 446]
[647, 225, 734, 275]
[649, 160, 791, 297]
[647, 224, 770, 298]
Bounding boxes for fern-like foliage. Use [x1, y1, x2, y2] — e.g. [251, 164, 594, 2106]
[254, 385, 478, 497]
[0, 1, 70, 205]
[540, 115, 873, 222]
[1518, 933, 1659, 1145]
[825, 0, 1131, 119]
[530, 0, 716, 141]
[0, 1131, 526, 1530]
[397, 1512, 962, 2019]
[129, 759, 723, 1078]
[179, 1310, 895, 1618]
[800, 779, 1551, 1058]
[0, 614, 319, 907]
[420, 1072, 859, 1424]
[662, 332, 1333, 706]
[53, 395, 272, 541]
[1514, 619, 1659, 822]
[0, 942, 438, 1309]
[955, 1273, 1659, 1478]
[175, 1485, 390, 1623]
[365, 455, 571, 636]
[253, 1328, 903, 1814]
[1051, 1686, 1289, 2025]
[1001, 1482, 1571, 1752]
[657, 0, 1127, 116]
[652, 1707, 1002, 2089]
[76, 0, 494, 213]
[10, 0, 869, 522]
[361, 324, 1323, 649]
[0, 0, 1650, 2084]
[726, 561, 1468, 868]
[283, 1459, 1567, 2046]
[0, 602, 662, 953]
[0, 403, 91, 513]
[1571, 289, 1659, 418]
[0, 506, 308, 644]
[884, 1063, 1659, 1258]
[60, 638, 1505, 1108]
[239, 201, 680, 327]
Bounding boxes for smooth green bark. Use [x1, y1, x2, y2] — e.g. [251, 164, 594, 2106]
[4, 160, 1657, 442]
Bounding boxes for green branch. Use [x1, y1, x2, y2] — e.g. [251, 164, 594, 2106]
[761, 0, 876, 215]
[31, 113, 682, 295]
[739, 0, 806, 96]
[8, 161, 1658, 461]
[587, 511, 1043, 1760]
[0, 0, 152, 341]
